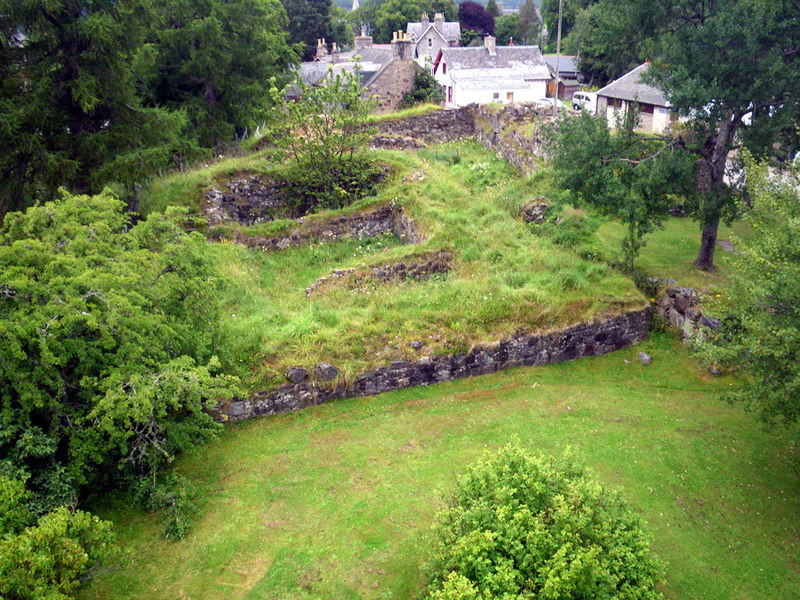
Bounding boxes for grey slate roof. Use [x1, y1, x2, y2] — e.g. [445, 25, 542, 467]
[299, 45, 394, 87]
[407, 21, 460, 42]
[543, 55, 578, 77]
[440, 45, 550, 79]
[596, 63, 670, 107]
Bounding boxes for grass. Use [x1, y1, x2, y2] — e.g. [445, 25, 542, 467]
[200, 143, 643, 391]
[367, 103, 443, 123]
[84, 332, 800, 600]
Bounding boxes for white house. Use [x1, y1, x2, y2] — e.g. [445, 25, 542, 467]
[596, 63, 684, 133]
[406, 12, 460, 70]
[433, 37, 550, 108]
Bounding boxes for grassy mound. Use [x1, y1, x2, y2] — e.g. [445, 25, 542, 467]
[173, 143, 645, 391]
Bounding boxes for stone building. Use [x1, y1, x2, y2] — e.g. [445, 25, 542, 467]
[406, 12, 461, 70]
[296, 33, 419, 112]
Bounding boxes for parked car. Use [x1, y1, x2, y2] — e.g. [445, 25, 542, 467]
[572, 91, 597, 115]
[533, 97, 566, 110]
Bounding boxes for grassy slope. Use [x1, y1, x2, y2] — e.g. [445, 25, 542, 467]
[85, 333, 800, 600]
[202, 144, 643, 390]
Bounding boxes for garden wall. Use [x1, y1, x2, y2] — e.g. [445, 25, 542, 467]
[216, 306, 651, 422]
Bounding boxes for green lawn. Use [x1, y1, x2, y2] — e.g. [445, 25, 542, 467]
[183, 144, 643, 391]
[85, 333, 800, 600]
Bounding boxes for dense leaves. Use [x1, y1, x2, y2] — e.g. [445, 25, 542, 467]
[267, 67, 379, 212]
[426, 444, 662, 599]
[401, 69, 445, 108]
[358, 0, 458, 44]
[548, 110, 693, 272]
[701, 160, 800, 436]
[458, 1, 494, 37]
[514, 0, 543, 45]
[140, 0, 298, 148]
[0, 191, 234, 512]
[0, 0, 187, 214]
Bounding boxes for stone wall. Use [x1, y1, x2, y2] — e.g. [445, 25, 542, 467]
[368, 59, 419, 112]
[222, 202, 422, 251]
[372, 104, 552, 173]
[216, 306, 652, 422]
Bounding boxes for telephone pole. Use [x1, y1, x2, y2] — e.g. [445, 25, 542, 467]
[552, 0, 563, 117]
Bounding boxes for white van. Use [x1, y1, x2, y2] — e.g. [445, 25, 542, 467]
[572, 91, 597, 115]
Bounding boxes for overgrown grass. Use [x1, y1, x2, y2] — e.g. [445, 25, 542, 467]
[367, 103, 443, 123]
[84, 333, 800, 600]
[204, 143, 643, 390]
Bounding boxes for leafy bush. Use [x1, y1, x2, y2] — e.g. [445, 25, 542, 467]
[401, 69, 444, 109]
[0, 191, 235, 514]
[136, 472, 202, 540]
[426, 444, 662, 599]
[0, 476, 118, 600]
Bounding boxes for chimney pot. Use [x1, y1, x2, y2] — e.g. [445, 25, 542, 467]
[485, 35, 496, 56]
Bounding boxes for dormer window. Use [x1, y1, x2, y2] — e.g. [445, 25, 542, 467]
[428, 38, 432, 47]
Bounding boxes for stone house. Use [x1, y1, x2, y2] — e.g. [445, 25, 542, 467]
[296, 34, 419, 112]
[406, 12, 460, 70]
[433, 37, 550, 108]
[596, 63, 684, 133]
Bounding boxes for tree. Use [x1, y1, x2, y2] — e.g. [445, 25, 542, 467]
[495, 13, 519, 45]
[548, 109, 694, 272]
[267, 65, 379, 212]
[282, 0, 336, 61]
[485, 0, 500, 18]
[458, 1, 494, 38]
[515, 0, 543, 44]
[426, 444, 662, 599]
[573, 2, 643, 86]
[0, 0, 186, 215]
[0, 191, 235, 513]
[141, 0, 298, 148]
[540, 0, 598, 51]
[701, 158, 800, 436]
[577, 0, 800, 270]
[358, 0, 457, 43]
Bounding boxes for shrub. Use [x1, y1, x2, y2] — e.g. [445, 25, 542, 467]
[400, 70, 444, 109]
[426, 444, 662, 599]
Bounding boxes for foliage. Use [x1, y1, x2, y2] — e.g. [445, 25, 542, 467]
[140, 0, 298, 148]
[494, 13, 519, 45]
[515, 0, 543, 44]
[541, 0, 598, 49]
[365, 0, 458, 44]
[577, 0, 800, 270]
[136, 472, 203, 540]
[401, 70, 445, 108]
[0, 191, 235, 513]
[458, 1, 494, 37]
[573, 3, 642, 86]
[0, 0, 187, 215]
[485, 0, 500, 18]
[425, 444, 662, 599]
[548, 110, 694, 272]
[282, 0, 351, 61]
[0, 478, 119, 600]
[267, 65, 378, 212]
[701, 158, 800, 436]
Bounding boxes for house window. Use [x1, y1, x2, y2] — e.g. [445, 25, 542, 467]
[640, 103, 654, 114]
[428, 38, 432, 47]
[443, 62, 446, 74]
[448, 86, 452, 103]
[493, 92, 499, 100]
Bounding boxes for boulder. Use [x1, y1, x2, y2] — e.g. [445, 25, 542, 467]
[521, 198, 548, 223]
[315, 362, 339, 381]
[286, 366, 308, 384]
[700, 315, 722, 331]
[638, 352, 652, 366]
[409, 340, 425, 350]
[685, 305, 702, 322]
[708, 365, 722, 376]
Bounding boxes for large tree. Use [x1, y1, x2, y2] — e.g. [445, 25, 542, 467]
[578, 0, 800, 271]
[0, 0, 186, 215]
[702, 159, 800, 439]
[142, 0, 297, 148]
[458, 1, 494, 37]
[540, 0, 598, 49]
[515, 0, 543, 44]
[364, 0, 458, 44]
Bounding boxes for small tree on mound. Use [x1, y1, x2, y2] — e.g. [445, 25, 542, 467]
[426, 444, 662, 599]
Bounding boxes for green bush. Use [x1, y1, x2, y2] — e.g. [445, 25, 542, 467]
[426, 444, 662, 599]
[400, 69, 444, 108]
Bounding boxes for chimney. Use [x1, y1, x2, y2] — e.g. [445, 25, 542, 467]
[485, 35, 496, 56]
[354, 35, 373, 52]
[331, 42, 340, 63]
[315, 38, 328, 61]
[421, 12, 429, 28]
[391, 31, 413, 59]
[434, 12, 444, 30]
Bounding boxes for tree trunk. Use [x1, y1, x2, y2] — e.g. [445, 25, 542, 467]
[695, 218, 719, 271]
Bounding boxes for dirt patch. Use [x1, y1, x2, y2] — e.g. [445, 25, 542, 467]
[305, 250, 453, 297]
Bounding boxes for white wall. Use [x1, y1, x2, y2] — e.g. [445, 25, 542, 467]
[434, 62, 547, 108]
